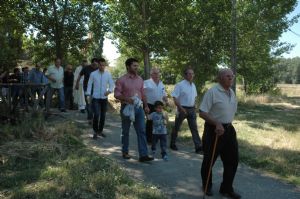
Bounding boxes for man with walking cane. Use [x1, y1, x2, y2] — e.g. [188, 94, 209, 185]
[199, 68, 241, 199]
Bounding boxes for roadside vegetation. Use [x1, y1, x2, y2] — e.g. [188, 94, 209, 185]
[0, 114, 166, 199]
[169, 84, 300, 186]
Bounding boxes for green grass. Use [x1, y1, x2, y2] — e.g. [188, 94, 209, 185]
[0, 119, 166, 199]
[169, 84, 300, 186]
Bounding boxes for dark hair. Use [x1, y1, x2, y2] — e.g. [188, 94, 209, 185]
[13, 68, 20, 73]
[98, 58, 106, 63]
[183, 67, 193, 75]
[154, 101, 164, 108]
[125, 58, 138, 67]
[91, 57, 98, 63]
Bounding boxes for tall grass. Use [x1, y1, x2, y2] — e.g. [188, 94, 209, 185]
[170, 84, 300, 186]
[0, 117, 166, 199]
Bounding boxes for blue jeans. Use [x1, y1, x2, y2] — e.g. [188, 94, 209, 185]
[49, 87, 65, 110]
[120, 105, 149, 157]
[152, 134, 167, 156]
[92, 98, 107, 133]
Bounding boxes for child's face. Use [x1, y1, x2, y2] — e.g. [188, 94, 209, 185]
[155, 105, 163, 113]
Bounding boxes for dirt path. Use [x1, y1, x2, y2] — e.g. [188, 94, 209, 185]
[60, 110, 300, 199]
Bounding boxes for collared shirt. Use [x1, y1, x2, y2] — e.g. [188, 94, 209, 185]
[46, 65, 64, 88]
[199, 83, 237, 124]
[171, 79, 197, 107]
[29, 68, 44, 84]
[86, 70, 115, 99]
[144, 79, 167, 105]
[114, 73, 144, 101]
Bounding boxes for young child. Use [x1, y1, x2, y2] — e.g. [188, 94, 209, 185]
[147, 101, 169, 161]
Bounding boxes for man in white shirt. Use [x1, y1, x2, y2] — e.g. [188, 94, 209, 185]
[144, 68, 168, 143]
[46, 58, 65, 112]
[73, 60, 88, 113]
[170, 68, 202, 153]
[199, 68, 240, 199]
[86, 58, 114, 139]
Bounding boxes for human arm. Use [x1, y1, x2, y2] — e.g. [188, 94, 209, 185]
[105, 73, 115, 96]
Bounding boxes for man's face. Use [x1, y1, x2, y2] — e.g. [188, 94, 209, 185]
[128, 61, 139, 75]
[185, 69, 194, 82]
[151, 69, 160, 81]
[55, 59, 61, 67]
[92, 61, 98, 68]
[221, 70, 234, 88]
[98, 61, 106, 72]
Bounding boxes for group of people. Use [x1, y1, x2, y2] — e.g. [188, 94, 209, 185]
[0, 57, 241, 199]
[114, 58, 240, 198]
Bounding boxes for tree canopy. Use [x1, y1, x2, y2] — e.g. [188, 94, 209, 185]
[0, 0, 299, 94]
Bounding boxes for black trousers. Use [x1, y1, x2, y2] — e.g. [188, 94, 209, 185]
[145, 103, 155, 143]
[92, 98, 108, 133]
[201, 122, 239, 192]
[170, 107, 202, 150]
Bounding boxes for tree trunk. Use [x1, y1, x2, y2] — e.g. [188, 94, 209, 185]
[143, 48, 151, 79]
[231, 0, 237, 94]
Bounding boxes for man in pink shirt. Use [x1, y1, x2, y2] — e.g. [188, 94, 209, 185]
[114, 58, 153, 162]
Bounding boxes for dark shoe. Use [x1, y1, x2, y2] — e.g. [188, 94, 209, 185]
[219, 191, 241, 199]
[98, 132, 106, 137]
[195, 147, 203, 154]
[202, 188, 213, 196]
[122, 153, 131, 159]
[61, 109, 66, 112]
[92, 134, 97, 140]
[170, 144, 178, 151]
[80, 109, 85, 113]
[139, 156, 154, 162]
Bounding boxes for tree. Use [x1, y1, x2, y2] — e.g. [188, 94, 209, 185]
[236, 0, 299, 94]
[17, 0, 107, 64]
[0, 0, 25, 70]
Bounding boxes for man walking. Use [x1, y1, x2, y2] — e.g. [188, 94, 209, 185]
[170, 68, 202, 153]
[64, 64, 74, 110]
[144, 68, 168, 143]
[46, 58, 65, 112]
[86, 58, 114, 139]
[114, 58, 153, 162]
[199, 68, 241, 199]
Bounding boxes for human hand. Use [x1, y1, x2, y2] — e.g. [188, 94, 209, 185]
[144, 106, 150, 114]
[215, 123, 224, 136]
[86, 95, 92, 103]
[180, 107, 187, 115]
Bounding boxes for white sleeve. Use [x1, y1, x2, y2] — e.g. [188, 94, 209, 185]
[171, 83, 180, 98]
[199, 89, 213, 113]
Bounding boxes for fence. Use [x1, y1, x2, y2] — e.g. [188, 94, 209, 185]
[0, 83, 50, 121]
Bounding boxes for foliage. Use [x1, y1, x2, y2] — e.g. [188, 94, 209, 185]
[0, 0, 25, 70]
[274, 57, 300, 84]
[16, 0, 107, 65]
[236, 0, 299, 94]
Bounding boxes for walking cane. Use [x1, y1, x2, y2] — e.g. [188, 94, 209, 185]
[203, 134, 219, 199]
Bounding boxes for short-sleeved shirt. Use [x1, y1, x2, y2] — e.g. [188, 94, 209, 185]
[199, 83, 237, 124]
[80, 65, 97, 92]
[171, 80, 197, 107]
[114, 73, 145, 102]
[148, 112, 167, 134]
[144, 79, 167, 105]
[46, 65, 64, 88]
